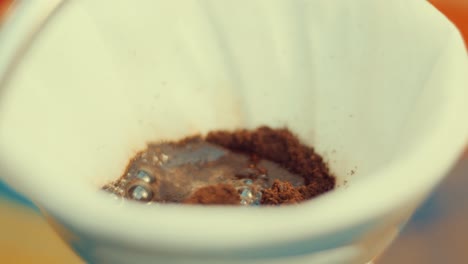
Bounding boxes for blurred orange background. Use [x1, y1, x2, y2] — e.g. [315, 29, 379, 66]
[431, 0, 468, 46]
[0, 0, 467, 263]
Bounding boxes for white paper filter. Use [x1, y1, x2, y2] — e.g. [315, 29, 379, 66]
[0, 0, 467, 261]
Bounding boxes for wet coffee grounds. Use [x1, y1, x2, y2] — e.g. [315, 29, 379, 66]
[103, 126, 335, 205]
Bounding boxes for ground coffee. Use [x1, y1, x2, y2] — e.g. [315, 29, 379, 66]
[103, 126, 335, 205]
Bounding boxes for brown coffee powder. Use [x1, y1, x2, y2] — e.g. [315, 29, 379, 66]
[103, 126, 335, 205]
[205, 126, 335, 205]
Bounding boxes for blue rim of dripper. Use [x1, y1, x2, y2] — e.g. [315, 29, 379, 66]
[0, 179, 38, 211]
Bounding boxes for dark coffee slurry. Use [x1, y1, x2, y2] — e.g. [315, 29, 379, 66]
[103, 127, 335, 205]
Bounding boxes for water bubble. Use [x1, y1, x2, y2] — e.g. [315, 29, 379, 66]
[136, 170, 155, 183]
[241, 188, 253, 199]
[127, 183, 153, 202]
[239, 187, 262, 206]
[239, 188, 252, 206]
